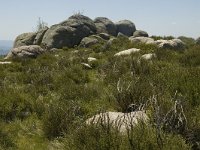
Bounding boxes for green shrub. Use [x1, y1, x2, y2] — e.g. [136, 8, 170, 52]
[180, 45, 200, 67]
[0, 127, 16, 150]
[42, 100, 84, 139]
[63, 122, 190, 150]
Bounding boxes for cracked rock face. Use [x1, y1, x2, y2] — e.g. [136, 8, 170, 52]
[33, 26, 49, 45]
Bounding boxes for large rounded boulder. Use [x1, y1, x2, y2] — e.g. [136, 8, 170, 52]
[94, 17, 117, 36]
[14, 32, 37, 48]
[5, 45, 45, 59]
[115, 20, 136, 36]
[133, 30, 149, 37]
[41, 24, 76, 49]
[42, 14, 97, 49]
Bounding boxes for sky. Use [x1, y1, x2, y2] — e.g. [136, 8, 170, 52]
[0, 0, 200, 40]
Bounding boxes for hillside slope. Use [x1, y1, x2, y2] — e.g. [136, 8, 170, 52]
[0, 35, 200, 149]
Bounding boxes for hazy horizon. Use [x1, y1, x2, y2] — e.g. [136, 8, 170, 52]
[0, 0, 200, 40]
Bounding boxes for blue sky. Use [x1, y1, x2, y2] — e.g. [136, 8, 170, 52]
[0, 0, 200, 40]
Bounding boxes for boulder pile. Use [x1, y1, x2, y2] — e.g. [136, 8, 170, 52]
[5, 14, 187, 59]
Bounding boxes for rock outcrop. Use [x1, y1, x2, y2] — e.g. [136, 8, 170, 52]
[7, 14, 188, 60]
[86, 111, 148, 132]
[115, 20, 136, 36]
[94, 17, 117, 36]
[5, 45, 45, 59]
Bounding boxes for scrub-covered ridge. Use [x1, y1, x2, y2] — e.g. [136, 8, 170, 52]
[0, 14, 200, 150]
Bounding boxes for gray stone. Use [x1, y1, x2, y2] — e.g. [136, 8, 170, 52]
[129, 37, 155, 44]
[133, 30, 149, 37]
[114, 48, 140, 56]
[14, 32, 37, 48]
[79, 37, 99, 48]
[99, 33, 110, 40]
[115, 20, 136, 36]
[33, 26, 49, 45]
[66, 14, 97, 33]
[42, 14, 97, 49]
[86, 111, 148, 133]
[117, 32, 128, 38]
[155, 39, 185, 50]
[5, 45, 45, 59]
[41, 24, 76, 49]
[94, 17, 117, 36]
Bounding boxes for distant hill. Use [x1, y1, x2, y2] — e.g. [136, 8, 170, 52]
[0, 40, 13, 55]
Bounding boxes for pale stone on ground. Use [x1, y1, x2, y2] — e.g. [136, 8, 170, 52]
[88, 57, 97, 62]
[114, 48, 140, 56]
[86, 111, 148, 132]
[141, 53, 156, 60]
